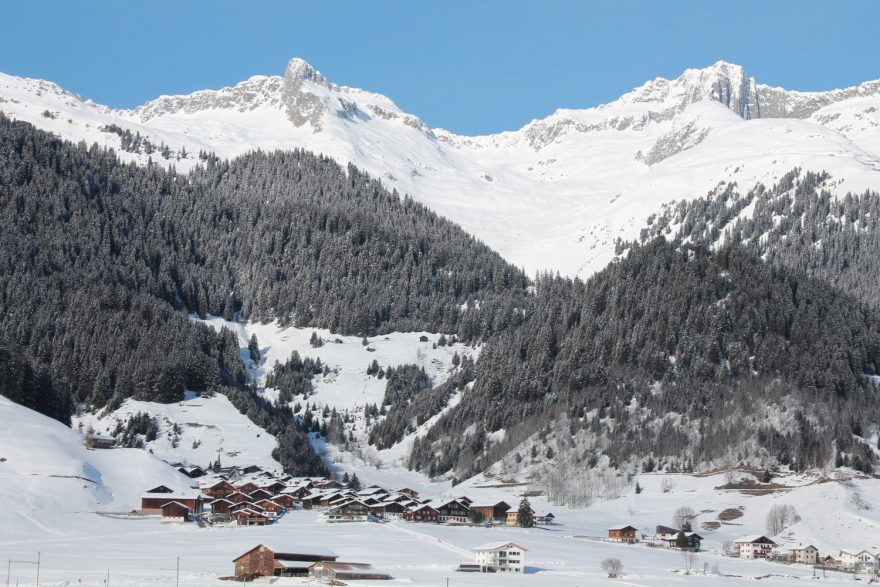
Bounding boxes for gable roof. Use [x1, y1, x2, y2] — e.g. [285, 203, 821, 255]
[473, 541, 528, 552]
[734, 535, 775, 545]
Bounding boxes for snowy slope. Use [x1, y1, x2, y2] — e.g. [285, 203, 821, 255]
[191, 316, 478, 412]
[74, 393, 284, 472]
[2, 60, 879, 278]
[0, 394, 192, 532]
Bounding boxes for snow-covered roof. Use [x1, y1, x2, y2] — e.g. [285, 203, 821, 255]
[734, 535, 774, 544]
[473, 541, 528, 552]
[140, 492, 200, 501]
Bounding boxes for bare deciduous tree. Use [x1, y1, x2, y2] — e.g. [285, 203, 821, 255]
[673, 506, 697, 531]
[682, 550, 698, 575]
[601, 558, 623, 578]
[766, 503, 801, 535]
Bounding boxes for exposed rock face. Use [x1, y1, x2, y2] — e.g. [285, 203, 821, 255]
[281, 58, 330, 131]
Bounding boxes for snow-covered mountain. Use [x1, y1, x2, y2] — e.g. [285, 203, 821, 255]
[2, 59, 879, 276]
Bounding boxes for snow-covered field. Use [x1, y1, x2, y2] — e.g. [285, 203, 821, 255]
[5, 386, 880, 586]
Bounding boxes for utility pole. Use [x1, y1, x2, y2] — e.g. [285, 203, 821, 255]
[176, 556, 180, 587]
[34, 553, 39, 587]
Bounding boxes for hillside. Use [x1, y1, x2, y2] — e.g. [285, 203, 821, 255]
[2, 60, 879, 277]
[0, 394, 191, 534]
[407, 238, 880, 481]
[6, 392, 880, 586]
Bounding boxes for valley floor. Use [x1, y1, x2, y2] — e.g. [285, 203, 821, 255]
[0, 507, 870, 587]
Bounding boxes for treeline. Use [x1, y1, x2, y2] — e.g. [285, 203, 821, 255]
[409, 238, 880, 478]
[265, 350, 324, 406]
[368, 358, 476, 450]
[0, 342, 72, 425]
[630, 169, 880, 309]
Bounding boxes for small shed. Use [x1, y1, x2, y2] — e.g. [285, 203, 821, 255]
[309, 561, 391, 581]
[160, 501, 191, 522]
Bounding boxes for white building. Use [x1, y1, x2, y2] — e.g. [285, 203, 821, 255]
[788, 545, 819, 565]
[734, 535, 776, 559]
[472, 542, 527, 573]
[839, 549, 879, 573]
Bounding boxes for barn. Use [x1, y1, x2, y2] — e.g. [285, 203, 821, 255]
[470, 501, 510, 522]
[141, 491, 202, 515]
[233, 545, 337, 578]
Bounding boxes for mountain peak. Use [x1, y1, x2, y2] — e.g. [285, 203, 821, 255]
[282, 58, 330, 131]
[284, 57, 327, 87]
[620, 60, 760, 119]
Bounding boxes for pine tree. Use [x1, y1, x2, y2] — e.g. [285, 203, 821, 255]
[248, 334, 260, 363]
[517, 497, 535, 528]
[349, 473, 362, 491]
[675, 530, 688, 549]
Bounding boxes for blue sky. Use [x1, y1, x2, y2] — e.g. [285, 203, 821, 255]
[1, 0, 876, 135]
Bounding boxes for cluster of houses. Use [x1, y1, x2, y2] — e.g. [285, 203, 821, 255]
[606, 525, 880, 574]
[140, 463, 333, 525]
[734, 536, 880, 574]
[142, 464, 555, 530]
[606, 525, 704, 551]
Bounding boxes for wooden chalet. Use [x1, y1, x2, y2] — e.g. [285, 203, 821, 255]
[314, 479, 342, 489]
[404, 504, 439, 523]
[201, 479, 235, 498]
[255, 499, 285, 515]
[259, 481, 287, 494]
[230, 501, 263, 514]
[248, 488, 274, 502]
[309, 561, 391, 581]
[608, 525, 638, 542]
[227, 491, 251, 504]
[237, 482, 259, 495]
[283, 485, 312, 500]
[536, 512, 555, 525]
[661, 531, 703, 551]
[209, 498, 234, 514]
[320, 492, 348, 508]
[370, 501, 406, 519]
[177, 465, 207, 478]
[160, 501, 191, 522]
[329, 500, 370, 520]
[90, 434, 117, 449]
[141, 491, 202, 515]
[145, 485, 174, 494]
[232, 508, 269, 526]
[272, 494, 296, 509]
[470, 501, 510, 521]
[240, 465, 263, 475]
[436, 499, 470, 523]
[397, 488, 420, 500]
[456, 496, 473, 506]
[300, 493, 324, 509]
